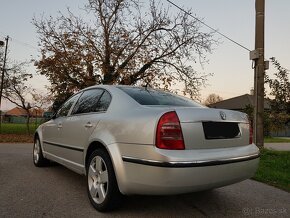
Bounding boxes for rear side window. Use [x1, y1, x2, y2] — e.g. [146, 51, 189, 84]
[118, 87, 202, 107]
[72, 89, 104, 114]
[95, 91, 111, 112]
[72, 89, 112, 115]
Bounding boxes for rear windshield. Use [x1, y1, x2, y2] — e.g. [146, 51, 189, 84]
[118, 87, 202, 107]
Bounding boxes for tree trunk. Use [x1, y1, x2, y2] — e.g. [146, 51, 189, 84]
[26, 113, 30, 135]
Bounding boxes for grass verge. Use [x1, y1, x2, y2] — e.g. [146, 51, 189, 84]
[0, 123, 39, 134]
[253, 149, 290, 192]
[0, 123, 37, 143]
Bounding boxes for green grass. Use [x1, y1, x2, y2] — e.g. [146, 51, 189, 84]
[0, 123, 39, 134]
[264, 137, 290, 143]
[253, 149, 290, 192]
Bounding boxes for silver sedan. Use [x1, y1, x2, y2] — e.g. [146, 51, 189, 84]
[33, 85, 259, 211]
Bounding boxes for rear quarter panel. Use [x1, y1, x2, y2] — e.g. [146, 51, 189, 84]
[88, 107, 165, 146]
[87, 86, 170, 146]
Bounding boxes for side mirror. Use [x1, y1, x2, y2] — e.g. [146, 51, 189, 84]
[50, 113, 57, 120]
[43, 112, 55, 121]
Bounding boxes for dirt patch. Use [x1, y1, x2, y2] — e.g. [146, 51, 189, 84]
[0, 134, 34, 143]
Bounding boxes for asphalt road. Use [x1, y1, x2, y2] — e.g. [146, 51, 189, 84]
[0, 143, 289, 218]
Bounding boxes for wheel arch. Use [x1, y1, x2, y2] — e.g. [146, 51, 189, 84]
[34, 130, 46, 154]
[34, 126, 44, 142]
[34, 132, 40, 141]
[85, 141, 111, 170]
[84, 140, 126, 194]
[34, 131, 43, 149]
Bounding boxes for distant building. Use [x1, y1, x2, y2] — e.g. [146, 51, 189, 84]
[3, 107, 44, 124]
[5, 107, 27, 117]
[208, 94, 270, 111]
[208, 94, 290, 137]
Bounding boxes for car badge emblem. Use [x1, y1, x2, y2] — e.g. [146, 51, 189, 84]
[220, 111, 226, 120]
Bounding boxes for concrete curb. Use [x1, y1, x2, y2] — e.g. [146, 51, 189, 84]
[264, 143, 290, 151]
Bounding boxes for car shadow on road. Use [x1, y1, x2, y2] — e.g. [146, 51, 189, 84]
[46, 164, 238, 217]
[20, 160, 290, 217]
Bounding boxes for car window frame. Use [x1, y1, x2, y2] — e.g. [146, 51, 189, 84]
[55, 92, 82, 119]
[70, 88, 112, 116]
[94, 89, 112, 113]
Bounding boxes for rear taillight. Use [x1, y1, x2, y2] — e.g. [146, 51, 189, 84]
[249, 122, 253, 144]
[156, 111, 185, 150]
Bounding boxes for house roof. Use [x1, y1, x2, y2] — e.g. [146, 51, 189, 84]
[208, 94, 271, 110]
[5, 107, 44, 117]
[5, 107, 27, 116]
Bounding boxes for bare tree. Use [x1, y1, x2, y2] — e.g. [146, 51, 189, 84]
[30, 91, 53, 127]
[33, 0, 216, 106]
[31, 92, 53, 111]
[0, 49, 4, 128]
[204, 93, 223, 106]
[2, 63, 34, 133]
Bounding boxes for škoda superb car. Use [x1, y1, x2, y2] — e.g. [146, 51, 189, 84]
[33, 85, 259, 211]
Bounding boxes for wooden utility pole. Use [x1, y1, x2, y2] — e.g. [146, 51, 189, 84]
[254, 0, 265, 147]
[0, 36, 9, 133]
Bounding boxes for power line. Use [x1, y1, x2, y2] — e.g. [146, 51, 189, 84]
[2, 1, 252, 53]
[12, 38, 38, 51]
[166, 0, 251, 52]
[0, 31, 38, 51]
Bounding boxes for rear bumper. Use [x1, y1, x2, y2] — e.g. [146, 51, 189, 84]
[122, 153, 259, 168]
[108, 143, 260, 195]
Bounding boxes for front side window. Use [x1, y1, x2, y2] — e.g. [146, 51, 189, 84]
[56, 93, 81, 118]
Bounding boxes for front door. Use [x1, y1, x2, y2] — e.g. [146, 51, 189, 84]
[56, 88, 111, 170]
[42, 93, 81, 163]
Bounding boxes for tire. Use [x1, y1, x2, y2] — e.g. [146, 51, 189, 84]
[86, 149, 122, 212]
[33, 137, 49, 167]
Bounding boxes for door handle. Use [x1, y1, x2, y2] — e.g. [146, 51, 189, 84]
[85, 122, 93, 128]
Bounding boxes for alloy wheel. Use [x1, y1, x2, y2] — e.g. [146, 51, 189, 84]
[88, 156, 109, 204]
[33, 140, 40, 164]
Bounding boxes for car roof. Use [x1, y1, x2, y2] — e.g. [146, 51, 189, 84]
[82, 84, 141, 90]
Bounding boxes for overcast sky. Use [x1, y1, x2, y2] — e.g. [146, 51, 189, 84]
[1, 0, 290, 109]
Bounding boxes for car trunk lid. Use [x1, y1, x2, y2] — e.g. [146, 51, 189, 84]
[174, 107, 250, 149]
